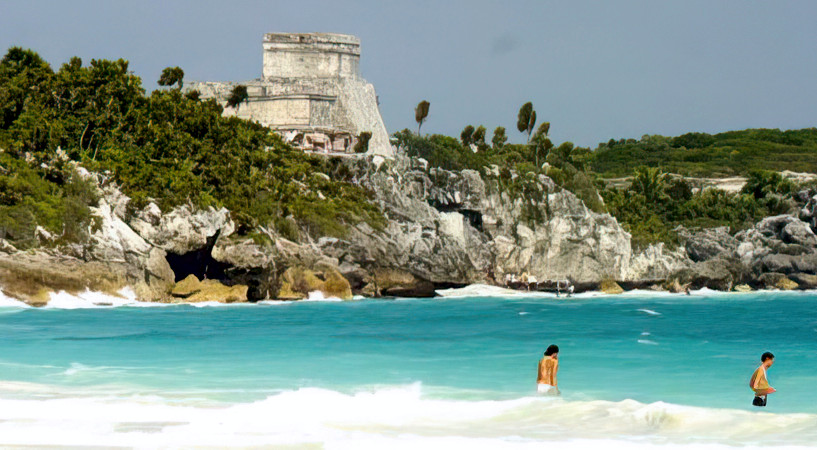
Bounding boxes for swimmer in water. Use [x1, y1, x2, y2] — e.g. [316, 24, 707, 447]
[750, 352, 776, 407]
[537, 345, 560, 395]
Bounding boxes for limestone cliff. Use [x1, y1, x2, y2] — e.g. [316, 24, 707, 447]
[0, 153, 637, 304]
[6, 153, 817, 305]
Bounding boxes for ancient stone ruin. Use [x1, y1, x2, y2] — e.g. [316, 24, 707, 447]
[187, 33, 392, 157]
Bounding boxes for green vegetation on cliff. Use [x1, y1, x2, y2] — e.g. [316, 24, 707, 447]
[392, 128, 603, 214]
[0, 47, 384, 246]
[602, 168, 794, 249]
[394, 119, 809, 249]
[591, 129, 817, 178]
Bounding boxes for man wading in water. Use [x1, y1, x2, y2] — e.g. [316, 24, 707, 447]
[537, 345, 560, 395]
[750, 352, 776, 407]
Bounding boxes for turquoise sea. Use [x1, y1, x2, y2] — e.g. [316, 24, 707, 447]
[1, 288, 817, 448]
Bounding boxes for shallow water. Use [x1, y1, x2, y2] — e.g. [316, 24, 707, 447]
[1, 289, 816, 447]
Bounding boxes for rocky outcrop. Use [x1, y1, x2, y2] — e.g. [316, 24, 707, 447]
[340, 156, 633, 288]
[130, 204, 234, 254]
[277, 266, 353, 300]
[677, 227, 737, 263]
[660, 210, 817, 291]
[6, 151, 817, 304]
[361, 268, 436, 298]
[170, 274, 248, 303]
[626, 243, 689, 281]
[756, 272, 799, 290]
[668, 258, 744, 291]
[87, 199, 175, 300]
[0, 252, 132, 306]
[600, 279, 624, 294]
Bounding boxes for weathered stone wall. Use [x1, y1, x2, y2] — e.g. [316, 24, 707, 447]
[185, 33, 392, 157]
[262, 33, 360, 79]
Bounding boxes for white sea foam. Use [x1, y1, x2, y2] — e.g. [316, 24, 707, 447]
[1, 383, 816, 448]
[436, 284, 552, 298]
[42, 287, 158, 309]
[0, 289, 30, 308]
[303, 290, 343, 302]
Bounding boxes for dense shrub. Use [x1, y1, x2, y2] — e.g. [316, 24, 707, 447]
[592, 128, 817, 177]
[0, 47, 384, 243]
[602, 167, 793, 249]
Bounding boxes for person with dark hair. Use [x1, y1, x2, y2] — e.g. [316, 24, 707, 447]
[537, 345, 560, 395]
[750, 352, 776, 407]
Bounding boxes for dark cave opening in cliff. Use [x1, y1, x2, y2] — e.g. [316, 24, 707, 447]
[427, 201, 484, 232]
[164, 232, 231, 283]
[163, 231, 269, 301]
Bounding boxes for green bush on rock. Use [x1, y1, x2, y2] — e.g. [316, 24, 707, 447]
[0, 47, 385, 246]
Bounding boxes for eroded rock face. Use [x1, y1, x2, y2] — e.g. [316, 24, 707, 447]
[343, 156, 633, 287]
[277, 266, 353, 300]
[670, 258, 744, 291]
[0, 252, 131, 306]
[678, 227, 737, 263]
[87, 198, 175, 299]
[661, 213, 817, 291]
[8, 152, 817, 302]
[169, 274, 248, 303]
[626, 243, 689, 281]
[129, 204, 235, 254]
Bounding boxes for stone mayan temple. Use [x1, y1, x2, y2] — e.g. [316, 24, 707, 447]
[187, 33, 392, 157]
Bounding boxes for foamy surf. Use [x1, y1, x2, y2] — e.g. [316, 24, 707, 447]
[0, 383, 816, 448]
[0, 290, 30, 308]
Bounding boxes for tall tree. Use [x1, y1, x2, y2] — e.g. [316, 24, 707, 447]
[415, 100, 430, 135]
[460, 125, 475, 146]
[0, 47, 54, 129]
[492, 126, 507, 149]
[532, 122, 551, 168]
[158, 66, 184, 89]
[226, 85, 248, 110]
[516, 102, 536, 143]
[472, 125, 487, 150]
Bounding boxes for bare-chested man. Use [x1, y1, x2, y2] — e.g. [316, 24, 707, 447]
[750, 352, 776, 407]
[537, 345, 560, 395]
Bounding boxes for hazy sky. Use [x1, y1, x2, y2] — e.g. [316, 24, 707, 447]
[2, 0, 816, 147]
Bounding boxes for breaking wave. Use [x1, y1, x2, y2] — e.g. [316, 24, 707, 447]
[0, 382, 816, 448]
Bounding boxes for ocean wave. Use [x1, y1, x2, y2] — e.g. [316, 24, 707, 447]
[7, 284, 817, 310]
[0, 383, 816, 448]
[42, 287, 160, 309]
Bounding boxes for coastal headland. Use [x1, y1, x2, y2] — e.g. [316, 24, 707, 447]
[2, 36, 817, 305]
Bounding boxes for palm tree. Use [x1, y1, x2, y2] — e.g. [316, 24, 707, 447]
[631, 167, 668, 203]
[415, 100, 430, 135]
[516, 102, 536, 143]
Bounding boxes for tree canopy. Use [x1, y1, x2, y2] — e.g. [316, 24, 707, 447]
[0, 47, 384, 247]
[415, 100, 430, 135]
[158, 66, 184, 89]
[516, 102, 536, 143]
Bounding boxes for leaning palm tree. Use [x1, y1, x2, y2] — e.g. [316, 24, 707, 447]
[516, 102, 536, 143]
[415, 100, 430, 135]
